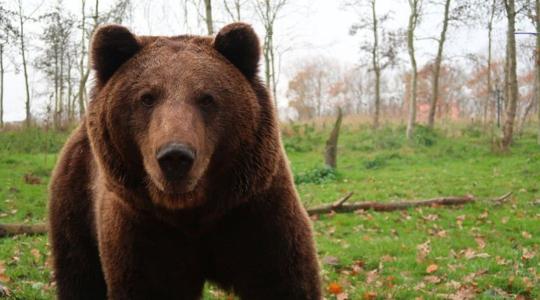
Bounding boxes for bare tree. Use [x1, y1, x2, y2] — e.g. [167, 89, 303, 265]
[254, 0, 287, 109]
[348, 0, 399, 129]
[537, 0, 540, 144]
[501, 0, 519, 149]
[16, 0, 31, 126]
[486, 0, 497, 128]
[36, 1, 74, 128]
[0, 3, 17, 128]
[406, 0, 422, 139]
[427, 0, 451, 129]
[77, 0, 90, 118]
[223, 0, 246, 21]
[182, 0, 214, 35]
[204, 0, 213, 34]
[76, 0, 131, 119]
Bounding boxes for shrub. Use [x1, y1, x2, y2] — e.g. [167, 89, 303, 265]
[413, 125, 438, 147]
[294, 166, 337, 185]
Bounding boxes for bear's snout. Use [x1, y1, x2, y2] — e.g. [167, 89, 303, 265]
[156, 143, 196, 182]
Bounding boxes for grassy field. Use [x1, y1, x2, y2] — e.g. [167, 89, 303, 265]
[0, 124, 539, 299]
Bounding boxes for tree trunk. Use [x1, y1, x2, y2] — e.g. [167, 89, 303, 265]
[67, 51, 74, 122]
[502, 0, 518, 150]
[59, 41, 65, 128]
[325, 108, 343, 169]
[427, 0, 451, 129]
[486, 0, 496, 129]
[371, 0, 381, 129]
[54, 44, 59, 129]
[406, 0, 419, 140]
[18, 1, 31, 127]
[78, 0, 87, 119]
[204, 0, 214, 35]
[0, 44, 3, 128]
[536, 0, 540, 144]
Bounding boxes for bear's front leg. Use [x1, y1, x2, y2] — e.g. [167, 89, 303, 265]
[209, 190, 322, 300]
[96, 194, 205, 300]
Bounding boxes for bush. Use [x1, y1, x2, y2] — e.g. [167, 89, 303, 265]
[460, 123, 483, 138]
[413, 125, 438, 147]
[294, 166, 337, 185]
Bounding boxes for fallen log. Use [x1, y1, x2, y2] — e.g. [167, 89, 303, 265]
[0, 223, 48, 237]
[307, 194, 476, 215]
[0, 192, 511, 236]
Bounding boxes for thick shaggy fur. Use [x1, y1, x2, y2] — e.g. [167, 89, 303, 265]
[48, 23, 321, 299]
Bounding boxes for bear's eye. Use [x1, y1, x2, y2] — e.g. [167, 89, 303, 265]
[141, 93, 156, 107]
[198, 94, 215, 108]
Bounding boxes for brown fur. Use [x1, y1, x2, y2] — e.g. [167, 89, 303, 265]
[49, 23, 321, 299]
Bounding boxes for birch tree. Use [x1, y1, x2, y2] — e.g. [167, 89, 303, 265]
[427, 0, 451, 129]
[486, 0, 497, 127]
[406, 0, 422, 139]
[501, 0, 518, 149]
[15, 0, 31, 126]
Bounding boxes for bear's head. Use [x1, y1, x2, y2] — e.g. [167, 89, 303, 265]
[86, 23, 280, 210]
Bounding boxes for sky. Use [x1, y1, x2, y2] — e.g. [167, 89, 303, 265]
[1, 0, 534, 122]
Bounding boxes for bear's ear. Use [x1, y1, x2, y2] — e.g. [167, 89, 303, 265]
[91, 24, 141, 84]
[214, 23, 261, 79]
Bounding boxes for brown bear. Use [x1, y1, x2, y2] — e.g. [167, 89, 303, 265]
[48, 22, 321, 299]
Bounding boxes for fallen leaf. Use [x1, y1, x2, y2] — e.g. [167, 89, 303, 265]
[416, 240, 431, 262]
[0, 261, 9, 283]
[363, 291, 377, 300]
[351, 260, 365, 275]
[365, 269, 379, 284]
[0, 283, 10, 297]
[327, 282, 343, 295]
[435, 229, 448, 238]
[475, 237, 486, 249]
[336, 292, 349, 300]
[23, 173, 42, 185]
[522, 277, 534, 289]
[478, 211, 489, 220]
[456, 215, 466, 229]
[464, 248, 476, 259]
[448, 285, 477, 300]
[426, 264, 438, 274]
[384, 275, 395, 288]
[422, 214, 439, 221]
[495, 256, 509, 265]
[381, 255, 395, 263]
[424, 275, 442, 284]
[322, 256, 340, 266]
[522, 248, 535, 261]
[521, 231, 532, 239]
[31, 248, 41, 263]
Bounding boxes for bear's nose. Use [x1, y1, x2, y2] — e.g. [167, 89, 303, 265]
[156, 143, 196, 181]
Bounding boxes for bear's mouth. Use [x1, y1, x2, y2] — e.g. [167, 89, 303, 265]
[155, 177, 200, 195]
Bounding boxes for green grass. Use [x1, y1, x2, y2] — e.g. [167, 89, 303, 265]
[0, 125, 539, 299]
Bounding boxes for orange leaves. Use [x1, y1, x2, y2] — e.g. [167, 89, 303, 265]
[327, 282, 343, 295]
[0, 261, 9, 283]
[362, 291, 377, 300]
[521, 248, 536, 261]
[425, 264, 438, 274]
